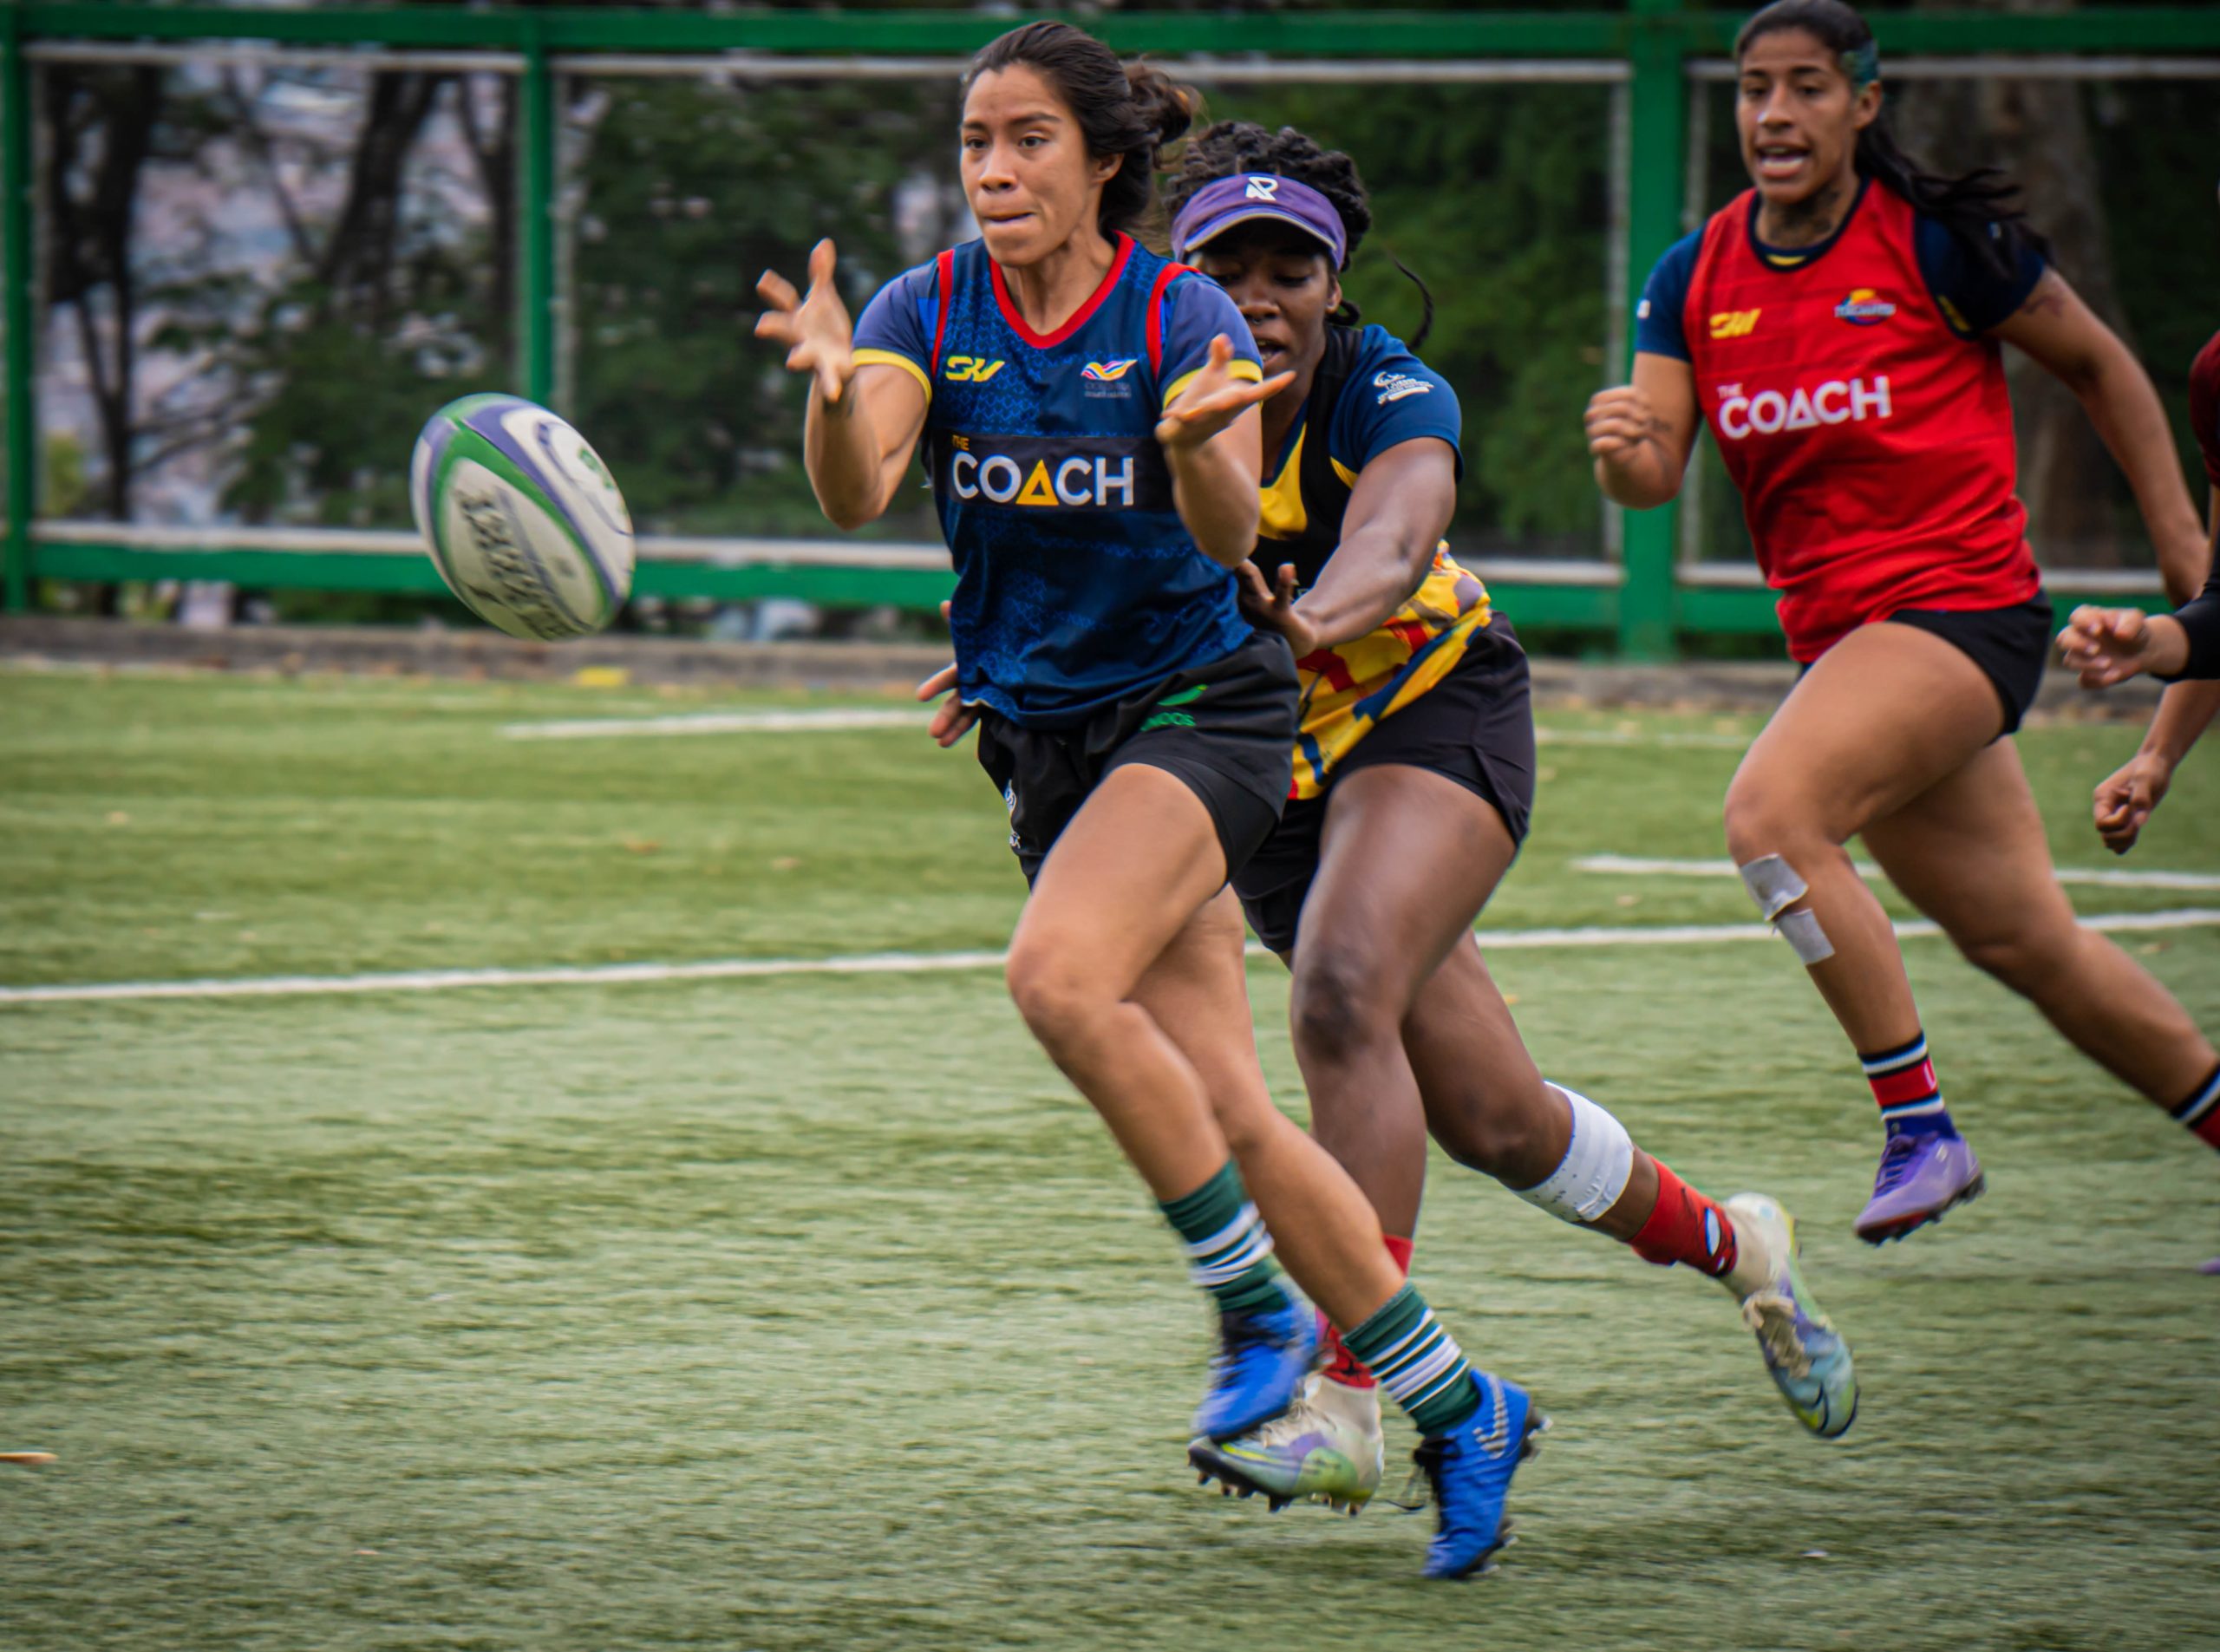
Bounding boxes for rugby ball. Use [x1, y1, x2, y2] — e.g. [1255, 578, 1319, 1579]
[409, 393, 635, 640]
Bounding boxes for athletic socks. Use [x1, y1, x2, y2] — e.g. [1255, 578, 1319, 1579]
[2169, 1061, 2220, 1149]
[1319, 1232, 1413, 1388]
[1339, 1282, 1481, 1437]
[1629, 1161, 1740, 1278]
[1159, 1161, 1290, 1316]
[1861, 1031, 1960, 1139]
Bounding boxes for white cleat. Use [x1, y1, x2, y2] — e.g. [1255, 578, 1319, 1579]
[1188, 1374, 1385, 1512]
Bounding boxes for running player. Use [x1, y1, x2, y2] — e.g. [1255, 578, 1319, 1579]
[757, 22, 1538, 1578]
[1148, 121, 1854, 1513]
[1586, 0, 2220, 1244]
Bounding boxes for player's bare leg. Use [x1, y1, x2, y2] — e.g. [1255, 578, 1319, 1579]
[1014, 764, 1526, 1495]
[1723, 622, 2015, 1241]
[1860, 738, 2220, 1171]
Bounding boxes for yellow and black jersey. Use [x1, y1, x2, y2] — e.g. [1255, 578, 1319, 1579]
[1263, 323, 1491, 799]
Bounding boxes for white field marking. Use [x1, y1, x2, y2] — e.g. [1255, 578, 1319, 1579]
[6, 908, 2218, 1008]
[1535, 727, 1748, 749]
[1575, 852, 2220, 892]
[500, 707, 928, 740]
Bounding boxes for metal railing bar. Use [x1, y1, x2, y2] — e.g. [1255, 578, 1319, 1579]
[1688, 54, 2220, 81]
[550, 53, 1629, 84]
[26, 40, 525, 75]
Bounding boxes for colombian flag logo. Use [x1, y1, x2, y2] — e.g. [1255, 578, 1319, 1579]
[1081, 359, 1138, 382]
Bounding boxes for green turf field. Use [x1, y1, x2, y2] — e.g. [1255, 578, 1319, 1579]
[3, 666, 2217, 1651]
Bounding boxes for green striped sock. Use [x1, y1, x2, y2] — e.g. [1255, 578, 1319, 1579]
[1341, 1283, 1481, 1436]
[1159, 1162, 1290, 1315]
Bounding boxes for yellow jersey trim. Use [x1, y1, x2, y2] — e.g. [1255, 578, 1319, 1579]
[852, 348, 931, 399]
[1258, 426, 1309, 541]
[1162, 359, 1264, 411]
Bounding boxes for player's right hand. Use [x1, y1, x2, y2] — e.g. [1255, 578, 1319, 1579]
[2093, 749, 2173, 854]
[1583, 384, 1658, 461]
[755, 238, 856, 408]
[915, 601, 977, 748]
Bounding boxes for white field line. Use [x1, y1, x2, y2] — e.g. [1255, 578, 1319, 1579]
[495, 711, 1754, 745]
[6, 908, 2218, 1008]
[1576, 852, 2220, 892]
[501, 708, 927, 739]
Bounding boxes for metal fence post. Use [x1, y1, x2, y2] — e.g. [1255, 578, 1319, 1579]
[2, 9, 32, 614]
[517, 17, 556, 407]
[1616, 0, 1690, 659]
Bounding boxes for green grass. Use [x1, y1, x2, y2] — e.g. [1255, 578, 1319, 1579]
[3, 667, 2217, 1651]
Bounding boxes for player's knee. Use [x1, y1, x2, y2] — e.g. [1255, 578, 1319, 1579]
[1003, 944, 1108, 1054]
[1288, 946, 1399, 1068]
[1721, 776, 1799, 866]
[1957, 926, 2073, 997]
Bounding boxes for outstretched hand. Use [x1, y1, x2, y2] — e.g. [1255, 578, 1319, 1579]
[1235, 559, 1320, 658]
[754, 238, 856, 407]
[1157, 334, 1296, 451]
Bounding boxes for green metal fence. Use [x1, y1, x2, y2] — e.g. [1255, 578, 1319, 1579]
[8, 3, 2219, 656]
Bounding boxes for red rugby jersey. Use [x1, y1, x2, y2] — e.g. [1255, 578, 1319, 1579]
[2190, 328, 2220, 486]
[1682, 185, 2041, 661]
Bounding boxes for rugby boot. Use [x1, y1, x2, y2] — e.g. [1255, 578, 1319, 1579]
[1191, 1292, 1318, 1443]
[1189, 1374, 1384, 1513]
[1852, 1129, 1983, 1244]
[1411, 1371, 1547, 1581]
[1727, 1192, 1858, 1440]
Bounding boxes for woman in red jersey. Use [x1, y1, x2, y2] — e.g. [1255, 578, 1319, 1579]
[1585, 0, 2220, 1245]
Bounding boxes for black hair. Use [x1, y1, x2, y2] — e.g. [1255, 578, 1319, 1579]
[963, 22, 1196, 241]
[1163, 120, 1433, 350]
[1736, 0, 2051, 280]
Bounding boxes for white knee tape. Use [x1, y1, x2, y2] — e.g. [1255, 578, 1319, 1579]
[1738, 853, 1837, 964]
[1515, 1084, 1634, 1224]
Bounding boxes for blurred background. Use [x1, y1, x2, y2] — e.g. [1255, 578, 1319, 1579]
[10, 1, 2218, 656]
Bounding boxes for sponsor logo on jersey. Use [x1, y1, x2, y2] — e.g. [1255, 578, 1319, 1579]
[1714, 375, 1892, 441]
[1834, 289, 1896, 325]
[1081, 359, 1138, 382]
[944, 355, 1006, 383]
[1373, 370, 1431, 405]
[1244, 176, 1280, 201]
[1708, 308, 1763, 340]
[950, 447, 1140, 508]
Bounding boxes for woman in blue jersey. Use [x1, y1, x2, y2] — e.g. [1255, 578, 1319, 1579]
[754, 22, 1536, 1580]
[1159, 124, 1856, 1515]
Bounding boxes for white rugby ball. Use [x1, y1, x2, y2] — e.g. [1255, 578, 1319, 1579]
[409, 393, 635, 640]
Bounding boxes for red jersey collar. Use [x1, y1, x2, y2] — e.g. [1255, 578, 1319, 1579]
[1743, 175, 1871, 274]
[990, 232, 1135, 349]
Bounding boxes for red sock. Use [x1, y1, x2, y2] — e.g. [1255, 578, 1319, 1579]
[1629, 1162, 1738, 1277]
[1319, 1233, 1414, 1388]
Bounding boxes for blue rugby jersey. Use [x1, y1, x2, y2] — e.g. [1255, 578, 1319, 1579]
[852, 233, 1263, 727]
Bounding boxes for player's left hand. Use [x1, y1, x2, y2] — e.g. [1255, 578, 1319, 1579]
[1156, 335, 1296, 451]
[1235, 559, 1320, 658]
[2057, 604, 2180, 688]
[2093, 749, 2173, 854]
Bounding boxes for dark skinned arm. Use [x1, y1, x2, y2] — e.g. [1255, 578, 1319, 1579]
[1240, 437, 1460, 655]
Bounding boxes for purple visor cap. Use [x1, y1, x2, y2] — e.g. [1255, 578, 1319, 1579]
[1171, 173, 1348, 269]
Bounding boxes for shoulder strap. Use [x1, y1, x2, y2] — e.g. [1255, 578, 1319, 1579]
[1296, 323, 1365, 510]
[1145, 262, 1192, 380]
[928, 248, 956, 377]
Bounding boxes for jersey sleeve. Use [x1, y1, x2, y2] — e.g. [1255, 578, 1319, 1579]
[1158, 273, 1263, 409]
[851, 261, 939, 397]
[1634, 229, 1703, 362]
[1327, 327, 1462, 480]
[1914, 216, 2047, 338]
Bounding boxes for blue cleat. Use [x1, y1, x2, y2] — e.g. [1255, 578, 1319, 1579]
[1727, 1192, 1858, 1440]
[1191, 1294, 1318, 1443]
[1411, 1371, 1547, 1581]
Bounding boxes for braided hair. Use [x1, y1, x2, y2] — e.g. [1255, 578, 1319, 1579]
[1163, 121, 1433, 349]
[1737, 0, 2051, 281]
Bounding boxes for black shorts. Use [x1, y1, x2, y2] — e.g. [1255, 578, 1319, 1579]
[1232, 614, 1537, 957]
[1883, 596, 2054, 735]
[974, 631, 1299, 886]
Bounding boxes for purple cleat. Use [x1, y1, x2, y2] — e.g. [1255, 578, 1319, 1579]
[2199, 1256, 2220, 1276]
[1852, 1131, 1984, 1244]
